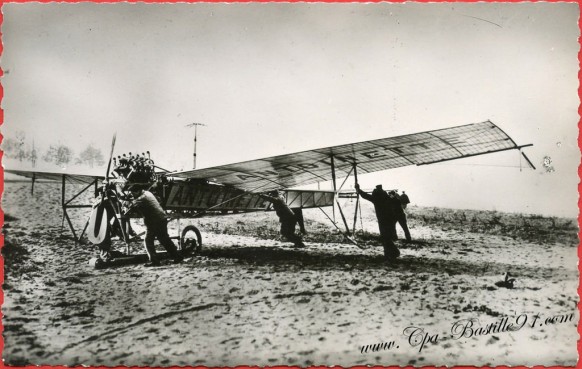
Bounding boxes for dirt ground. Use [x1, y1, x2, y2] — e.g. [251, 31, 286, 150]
[2, 181, 579, 366]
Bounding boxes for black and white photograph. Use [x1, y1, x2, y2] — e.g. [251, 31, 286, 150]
[1, 2, 579, 367]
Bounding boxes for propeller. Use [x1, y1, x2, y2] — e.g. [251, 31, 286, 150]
[105, 133, 117, 183]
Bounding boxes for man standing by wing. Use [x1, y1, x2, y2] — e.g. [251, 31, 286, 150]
[389, 190, 412, 242]
[355, 184, 400, 260]
[400, 191, 410, 209]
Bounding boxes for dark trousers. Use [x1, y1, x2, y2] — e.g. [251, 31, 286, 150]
[293, 208, 307, 234]
[392, 212, 412, 242]
[378, 219, 399, 257]
[280, 220, 303, 245]
[144, 220, 180, 263]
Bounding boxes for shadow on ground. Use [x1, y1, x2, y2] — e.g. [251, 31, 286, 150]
[195, 244, 572, 280]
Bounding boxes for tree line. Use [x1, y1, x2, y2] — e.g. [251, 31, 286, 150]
[3, 131, 105, 168]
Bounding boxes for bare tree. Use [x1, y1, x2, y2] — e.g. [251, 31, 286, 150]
[2, 131, 26, 161]
[43, 144, 74, 167]
[76, 144, 105, 168]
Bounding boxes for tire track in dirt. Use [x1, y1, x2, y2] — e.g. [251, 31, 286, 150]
[53, 302, 228, 356]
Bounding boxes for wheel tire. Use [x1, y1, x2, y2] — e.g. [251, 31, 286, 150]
[180, 225, 202, 255]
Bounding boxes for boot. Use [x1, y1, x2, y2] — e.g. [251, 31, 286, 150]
[383, 245, 400, 260]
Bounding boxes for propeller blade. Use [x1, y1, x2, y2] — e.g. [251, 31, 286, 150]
[105, 133, 117, 181]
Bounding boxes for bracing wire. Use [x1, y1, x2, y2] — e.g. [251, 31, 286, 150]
[434, 163, 527, 169]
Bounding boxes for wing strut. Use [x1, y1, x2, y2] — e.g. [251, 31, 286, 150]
[330, 155, 337, 222]
[317, 207, 364, 249]
[328, 155, 362, 245]
[60, 176, 80, 241]
[520, 150, 536, 170]
[58, 174, 101, 243]
[330, 155, 353, 236]
[352, 164, 360, 234]
[31, 173, 36, 195]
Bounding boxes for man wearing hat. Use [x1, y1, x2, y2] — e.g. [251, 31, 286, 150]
[355, 184, 400, 260]
[124, 185, 184, 267]
[400, 191, 410, 209]
[388, 190, 412, 242]
[260, 190, 306, 248]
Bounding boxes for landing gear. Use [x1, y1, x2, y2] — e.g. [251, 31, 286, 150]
[89, 257, 106, 269]
[88, 222, 203, 269]
[180, 225, 202, 255]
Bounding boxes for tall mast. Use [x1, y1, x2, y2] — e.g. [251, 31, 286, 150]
[185, 123, 206, 169]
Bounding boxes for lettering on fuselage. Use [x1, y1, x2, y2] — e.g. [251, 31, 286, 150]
[165, 183, 335, 211]
[165, 182, 269, 210]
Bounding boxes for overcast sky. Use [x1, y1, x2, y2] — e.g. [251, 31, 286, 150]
[2, 3, 579, 217]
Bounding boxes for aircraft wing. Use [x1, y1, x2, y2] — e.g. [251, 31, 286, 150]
[5, 169, 104, 185]
[171, 120, 529, 192]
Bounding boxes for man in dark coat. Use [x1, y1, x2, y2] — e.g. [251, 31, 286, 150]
[400, 191, 410, 209]
[389, 190, 412, 242]
[125, 186, 184, 267]
[261, 191, 306, 248]
[355, 184, 400, 260]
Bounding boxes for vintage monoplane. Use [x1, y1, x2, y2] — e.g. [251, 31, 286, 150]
[6, 120, 534, 267]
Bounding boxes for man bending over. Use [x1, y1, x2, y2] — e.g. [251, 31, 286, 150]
[125, 186, 184, 267]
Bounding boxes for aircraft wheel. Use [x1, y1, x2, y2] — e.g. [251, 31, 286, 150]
[89, 257, 106, 270]
[181, 225, 202, 255]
